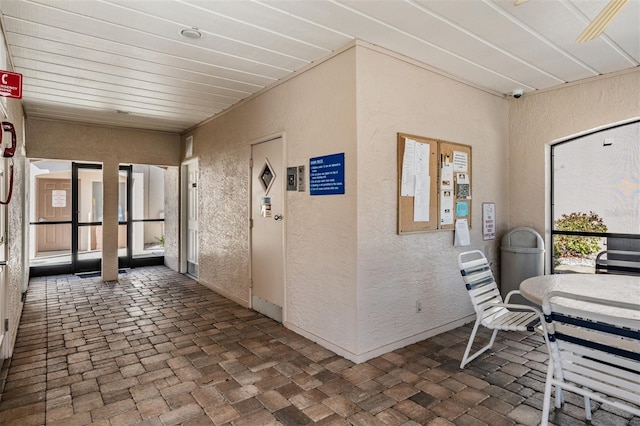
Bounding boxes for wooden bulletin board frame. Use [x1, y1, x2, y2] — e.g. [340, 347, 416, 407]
[397, 133, 472, 234]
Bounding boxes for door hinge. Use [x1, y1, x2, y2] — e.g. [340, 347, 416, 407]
[249, 219, 253, 229]
[249, 159, 253, 169]
[4, 319, 8, 332]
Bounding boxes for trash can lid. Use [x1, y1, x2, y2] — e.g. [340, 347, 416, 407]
[501, 226, 544, 250]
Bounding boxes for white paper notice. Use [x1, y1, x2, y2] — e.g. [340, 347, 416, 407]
[456, 173, 469, 184]
[51, 190, 67, 208]
[440, 190, 454, 225]
[414, 175, 430, 222]
[401, 139, 417, 196]
[453, 151, 468, 172]
[454, 219, 471, 246]
[413, 142, 430, 221]
[441, 162, 453, 190]
[415, 142, 429, 177]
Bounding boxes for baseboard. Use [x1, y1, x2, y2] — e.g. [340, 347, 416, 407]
[352, 314, 476, 363]
[286, 314, 476, 364]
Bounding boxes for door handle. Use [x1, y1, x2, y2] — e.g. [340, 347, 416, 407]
[274, 214, 283, 221]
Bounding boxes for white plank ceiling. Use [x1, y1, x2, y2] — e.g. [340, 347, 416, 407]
[1, 0, 638, 133]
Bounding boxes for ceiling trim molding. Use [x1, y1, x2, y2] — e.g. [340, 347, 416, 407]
[519, 66, 640, 98]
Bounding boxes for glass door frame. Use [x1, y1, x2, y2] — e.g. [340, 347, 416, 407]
[118, 164, 165, 269]
[118, 164, 132, 269]
[72, 162, 102, 274]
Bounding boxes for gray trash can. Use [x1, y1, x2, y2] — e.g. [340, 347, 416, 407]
[501, 227, 545, 305]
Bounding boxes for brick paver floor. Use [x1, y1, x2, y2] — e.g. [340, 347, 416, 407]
[0, 265, 636, 425]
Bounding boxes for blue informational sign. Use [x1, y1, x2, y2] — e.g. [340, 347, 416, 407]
[309, 153, 345, 195]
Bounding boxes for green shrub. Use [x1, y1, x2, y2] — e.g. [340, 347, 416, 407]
[554, 211, 607, 258]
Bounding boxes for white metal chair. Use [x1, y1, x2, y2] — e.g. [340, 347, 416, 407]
[458, 250, 549, 369]
[541, 291, 640, 425]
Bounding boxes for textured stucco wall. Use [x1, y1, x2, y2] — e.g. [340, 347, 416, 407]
[509, 69, 640, 269]
[26, 119, 180, 165]
[163, 166, 180, 271]
[355, 46, 510, 358]
[184, 47, 359, 355]
[2, 96, 26, 358]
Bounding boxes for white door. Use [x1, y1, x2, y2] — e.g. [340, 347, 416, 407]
[185, 160, 199, 277]
[251, 137, 284, 322]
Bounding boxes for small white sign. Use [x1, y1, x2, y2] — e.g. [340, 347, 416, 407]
[482, 202, 496, 240]
[453, 151, 468, 172]
[51, 190, 66, 208]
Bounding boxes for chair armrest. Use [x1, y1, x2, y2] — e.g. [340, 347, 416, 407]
[503, 289, 522, 303]
[479, 302, 542, 315]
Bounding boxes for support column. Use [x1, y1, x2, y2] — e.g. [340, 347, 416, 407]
[101, 159, 119, 282]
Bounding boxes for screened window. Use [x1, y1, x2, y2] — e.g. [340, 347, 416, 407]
[551, 120, 639, 274]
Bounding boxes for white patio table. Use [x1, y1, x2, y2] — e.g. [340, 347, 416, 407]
[519, 273, 640, 320]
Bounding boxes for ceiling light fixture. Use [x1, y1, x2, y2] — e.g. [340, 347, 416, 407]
[180, 27, 202, 40]
[576, 0, 629, 43]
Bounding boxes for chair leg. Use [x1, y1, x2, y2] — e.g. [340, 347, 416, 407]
[541, 361, 555, 426]
[555, 386, 563, 408]
[460, 316, 482, 368]
[460, 317, 497, 368]
[584, 395, 592, 420]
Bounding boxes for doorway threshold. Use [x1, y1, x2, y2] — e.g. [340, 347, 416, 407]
[76, 269, 128, 279]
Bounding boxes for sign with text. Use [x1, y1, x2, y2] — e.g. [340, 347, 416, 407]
[0, 71, 22, 99]
[482, 202, 496, 240]
[309, 153, 345, 196]
[51, 190, 67, 208]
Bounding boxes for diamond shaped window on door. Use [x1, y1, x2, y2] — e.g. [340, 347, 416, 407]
[259, 158, 276, 195]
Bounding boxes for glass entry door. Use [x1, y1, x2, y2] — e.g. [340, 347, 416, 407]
[29, 161, 103, 276]
[122, 164, 165, 268]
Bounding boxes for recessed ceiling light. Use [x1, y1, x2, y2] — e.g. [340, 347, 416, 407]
[180, 27, 202, 40]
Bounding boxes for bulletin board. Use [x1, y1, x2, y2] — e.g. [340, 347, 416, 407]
[397, 133, 472, 234]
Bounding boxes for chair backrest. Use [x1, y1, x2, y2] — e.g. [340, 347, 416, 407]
[458, 250, 508, 322]
[542, 291, 640, 409]
[607, 236, 640, 262]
